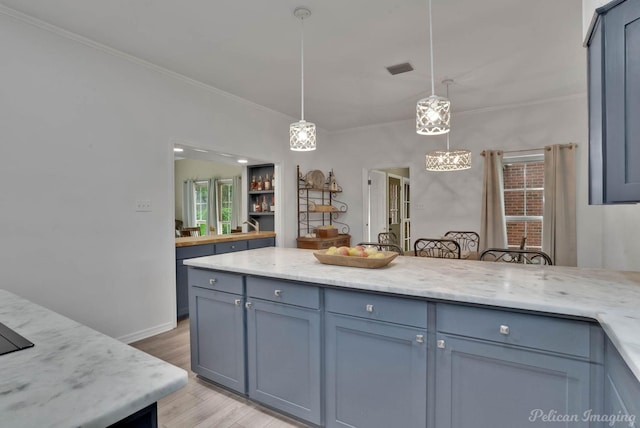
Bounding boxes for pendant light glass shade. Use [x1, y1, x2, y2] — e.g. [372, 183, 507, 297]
[416, 0, 450, 135]
[426, 148, 472, 171]
[416, 95, 450, 135]
[290, 7, 316, 151]
[290, 119, 316, 151]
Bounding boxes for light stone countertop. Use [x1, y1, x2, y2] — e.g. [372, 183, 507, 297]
[184, 247, 640, 382]
[0, 289, 188, 428]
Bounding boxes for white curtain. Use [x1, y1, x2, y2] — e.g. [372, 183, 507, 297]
[231, 175, 242, 230]
[480, 150, 507, 251]
[182, 180, 196, 228]
[207, 178, 218, 234]
[543, 144, 577, 266]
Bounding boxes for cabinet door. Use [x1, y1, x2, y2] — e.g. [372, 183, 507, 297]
[588, 0, 640, 204]
[246, 299, 321, 425]
[175, 261, 189, 319]
[603, 0, 640, 203]
[325, 313, 428, 428]
[215, 240, 248, 254]
[247, 237, 275, 250]
[189, 286, 245, 394]
[435, 334, 592, 428]
[604, 338, 640, 427]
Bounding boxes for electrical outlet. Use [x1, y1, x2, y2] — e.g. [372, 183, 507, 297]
[135, 199, 152, 212]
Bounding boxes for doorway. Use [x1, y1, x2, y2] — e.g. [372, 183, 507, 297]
[363, 167, 410, 251]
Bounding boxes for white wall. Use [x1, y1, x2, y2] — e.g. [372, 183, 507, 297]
[327, 96, 589, 248]
[327, 95, 640, 272]
[0, 11, 298, 341]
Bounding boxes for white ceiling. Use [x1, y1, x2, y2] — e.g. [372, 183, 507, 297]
[0, 0, 586, 135]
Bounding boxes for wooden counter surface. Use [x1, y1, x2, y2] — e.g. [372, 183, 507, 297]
[175, 231, 276, 247]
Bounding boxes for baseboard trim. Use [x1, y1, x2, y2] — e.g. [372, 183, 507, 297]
[118, 321, 176, 344]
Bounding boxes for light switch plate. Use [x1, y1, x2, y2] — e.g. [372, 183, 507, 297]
[135, 199, 152, 212]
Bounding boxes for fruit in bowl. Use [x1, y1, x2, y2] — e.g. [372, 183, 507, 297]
[325, 245, 385, 258]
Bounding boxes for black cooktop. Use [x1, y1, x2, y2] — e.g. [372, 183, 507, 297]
[0, 322, 34, 356]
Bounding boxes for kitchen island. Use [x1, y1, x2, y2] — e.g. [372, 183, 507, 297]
[185, 247, 640, 428]
[0, 289, 187, 428]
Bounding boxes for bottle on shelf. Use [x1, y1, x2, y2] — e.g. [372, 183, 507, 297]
[251, 176, 257, 191]
[265, 173, 271, 191]
[257, 176, 263, 191]
[254, 198, 262, 212]
[271, 174, 275, 190]
[262, 195, 269, 212]
[270, 195, 275, 212]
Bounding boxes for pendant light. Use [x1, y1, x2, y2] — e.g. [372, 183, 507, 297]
[290, 7, 316, 151]
[425, 80, 471, 171]
[416, 0, 450, 135]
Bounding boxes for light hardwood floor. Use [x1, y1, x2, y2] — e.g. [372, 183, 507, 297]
[131, 319, 310, 428]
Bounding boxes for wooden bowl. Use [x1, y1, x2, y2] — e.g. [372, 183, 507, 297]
[313, 250, 398, 269]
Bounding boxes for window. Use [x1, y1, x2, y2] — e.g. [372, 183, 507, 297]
[194, 181, 209, 236]
[218, 179, 233, 234]
[503, 154, 544, 250]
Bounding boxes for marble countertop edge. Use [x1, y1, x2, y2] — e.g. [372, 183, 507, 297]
[0, 289, 188, 428]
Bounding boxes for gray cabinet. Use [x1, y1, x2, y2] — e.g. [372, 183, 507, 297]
[176, 237, 274, 319]
[188, 269, 245, 394]
[324, 289, 428, 428]
[176, 244, 214, 319]
[248, 237, 275, 250]
[588, 0, 640, 204]
[435, 303, 597, 428]
[216, 240, 248, 254]
[245, 277, 322, 425]
[604, 337, 640, 427]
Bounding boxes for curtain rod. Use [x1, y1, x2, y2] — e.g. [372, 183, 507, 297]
[480, 143, 577, 157]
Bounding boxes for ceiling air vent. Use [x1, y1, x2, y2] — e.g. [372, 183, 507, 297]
[386, 62, 414, 75]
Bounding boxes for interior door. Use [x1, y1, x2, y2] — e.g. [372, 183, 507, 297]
[367, 170, 387, 242]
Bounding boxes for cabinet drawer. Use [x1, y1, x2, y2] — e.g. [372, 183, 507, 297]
[248, 237, 275, 250]
[437, 303, 591, 358]
[246, 277, 320, 309]
[176, 244, 215, 260]
[325, 289, 428, 328]
[216, 240, 249, 254]
[188, 268, 243, 294]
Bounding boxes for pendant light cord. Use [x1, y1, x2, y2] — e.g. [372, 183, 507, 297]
[429, 0, 435, 96]
[300, 15, 305, 121]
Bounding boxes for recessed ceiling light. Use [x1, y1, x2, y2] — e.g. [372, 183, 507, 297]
[193, 148, 208, 153]
[237, 159, 248, 164]
[219, 153, 233, 157]
[173, 147, 184, 152]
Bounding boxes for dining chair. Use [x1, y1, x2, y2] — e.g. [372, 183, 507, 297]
[479, 248, 553, 265]
[444, 231, 480, 253]
[357, 242, 404, 255]
[180, 227, 200, 237]
[377, 232, 399, 246]
[414, 238, 461, 259]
